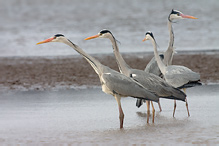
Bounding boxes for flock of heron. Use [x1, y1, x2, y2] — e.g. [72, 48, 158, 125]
[37, 9, 201, 129]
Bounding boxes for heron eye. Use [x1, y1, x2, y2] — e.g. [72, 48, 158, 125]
[99, 33, 102, 36]
[177, 13, 180, 16]
[54, 36, 56, 39]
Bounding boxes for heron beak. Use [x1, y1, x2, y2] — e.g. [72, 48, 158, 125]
[180, 14, 198, 19]
[84, 34, 100, 40]
[36, 37, 54, 45]
[142, 38, 147, 42]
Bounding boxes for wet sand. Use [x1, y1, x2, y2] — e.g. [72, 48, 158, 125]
[0, 53, 219, 91]
[0, 85, 218, 145]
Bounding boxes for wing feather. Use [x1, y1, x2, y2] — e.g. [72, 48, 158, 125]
[165, 65, 200, 88]
[101, 71, 159, 102]
[130, 69, 186, 101]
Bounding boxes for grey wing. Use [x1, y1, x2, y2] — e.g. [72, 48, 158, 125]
[144, 54, 164, 77]
[130, 70, 186, 101]
[165, 65, 201, 88]
[101, 72, 159, 102]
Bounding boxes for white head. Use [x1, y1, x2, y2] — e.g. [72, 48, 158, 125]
[168, 9, 197, 21]
[84, 29, 113, 40]
[36, 34, 68, 44]
[142, 31, 154, 42]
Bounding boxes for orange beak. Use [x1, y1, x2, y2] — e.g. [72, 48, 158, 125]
[142, 38, 147, 42]
[180, 14, 198, 19]
[36, 37, 54, 45]
[84, 34, 100, 40]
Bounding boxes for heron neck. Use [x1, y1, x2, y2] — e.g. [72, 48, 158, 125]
[163, 19, 174, 66]
[150, 37, 166, 74]
[63, 39, 102, 75]
[108, 35, 130, 75]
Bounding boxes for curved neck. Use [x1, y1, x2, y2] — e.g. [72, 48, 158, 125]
[63, 39, 102, 75]
[150, 37, 166, 74]
[164, 19, 174, 65]
[108, 35, 130, 74]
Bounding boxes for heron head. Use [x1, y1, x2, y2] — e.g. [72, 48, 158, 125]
[36, 34, 66, 45]
[169, 9, 197, 21]
[142, 31, 154, 42]
[84, 29, 113, 40]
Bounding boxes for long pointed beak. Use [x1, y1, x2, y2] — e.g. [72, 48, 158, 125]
[142, 38, 147, 42]
[36, 37, 54, 45]
[84, 34, 100, 40]
[180, 14, 198, 19]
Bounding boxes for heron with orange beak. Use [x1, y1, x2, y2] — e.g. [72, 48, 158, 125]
[143, 31, 201, 117]
[139, 9, 198, 111]
[85, 29, 186, 123]
[37, 34, 164, 129]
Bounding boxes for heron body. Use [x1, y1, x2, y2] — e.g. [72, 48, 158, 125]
[165, 65, 201, 88]
[145, 9, 198, 74]
[143, 31, 201, 117]
[85, 30, 186, 123]
[36, 34, 162, 129]
[144, 54, 164, 77]
[139, 9, 198, 109]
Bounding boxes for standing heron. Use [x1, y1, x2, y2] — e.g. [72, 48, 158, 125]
[138, 9, 198, 109]
[85, 30, 186, 123]
[143, 31, 201, 117]
[36, 34, 165, 129]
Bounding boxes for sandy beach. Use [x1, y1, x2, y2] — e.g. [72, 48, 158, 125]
[0, 52, 218, 91]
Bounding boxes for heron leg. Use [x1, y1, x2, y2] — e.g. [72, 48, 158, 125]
[173, 100, 176, 117]
[183, 88, 190, 117]
[151, 101, 155, 123]
[114, 94, 124, 129]
[158, 100, 162, 112]
[146, 100, 150, 123]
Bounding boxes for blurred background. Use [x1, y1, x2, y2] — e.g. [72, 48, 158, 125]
[0, 0, 218, 56]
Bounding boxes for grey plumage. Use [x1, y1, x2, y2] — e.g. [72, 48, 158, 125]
[164, 65, 201, 88]
[100, 67, 160, 102]
[144, 31, 201, 117]
[128, 69, 186, 101]
[37, 34, 161, 129]
[85, 30, 187, 124]
[139, 10, 198, 109]
[104, 30, 186, 101]
[144, 31, 201, 89]
[144, 54, 164, 76]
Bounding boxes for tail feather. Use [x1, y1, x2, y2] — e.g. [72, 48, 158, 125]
[136, 99, 143, 108]
[172, 87, 186, 101]
[159, 87, 186, 102]
[178, 81, 202, 89]
[159, 95, 185, 102]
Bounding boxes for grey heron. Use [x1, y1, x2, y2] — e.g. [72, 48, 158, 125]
[138, 9, 198, 110]
[36, 34, 164, 129]
[85, 30, 186, 123]
[143, 31, 202, 117]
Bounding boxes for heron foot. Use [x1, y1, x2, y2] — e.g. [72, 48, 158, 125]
[185, 99, 190, 117]
[173, 100, 176, 117]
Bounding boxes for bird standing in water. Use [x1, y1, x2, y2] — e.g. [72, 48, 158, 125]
[36, 34, 164, 129]
[137, 9, 198, 110]
[143, 31, 201, 117]
[85, 30, 186, 123]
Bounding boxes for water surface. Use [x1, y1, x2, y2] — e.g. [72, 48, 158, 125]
[0, 85, 218, 144]
[0, 0, 219, 56]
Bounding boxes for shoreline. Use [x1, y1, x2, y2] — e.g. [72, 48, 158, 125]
[0, 53, 218, 91]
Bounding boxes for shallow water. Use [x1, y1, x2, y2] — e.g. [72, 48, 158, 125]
[0, 85, 218, 144]
[0, 0, 219, 56]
